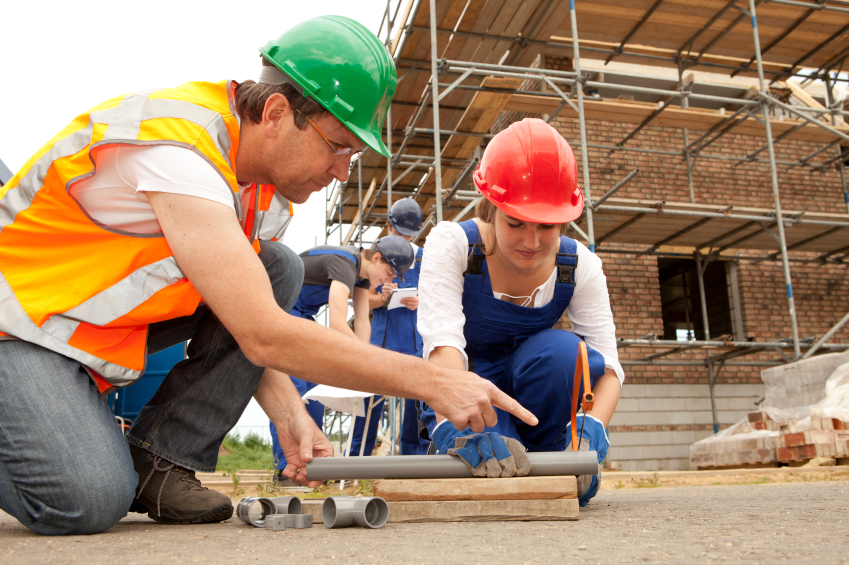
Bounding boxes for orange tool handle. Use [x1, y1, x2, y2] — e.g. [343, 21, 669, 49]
[570, 342, 595, 451]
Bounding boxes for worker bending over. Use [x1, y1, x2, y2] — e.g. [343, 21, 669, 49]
[418, 119, 624, 507]
[348, 198, 432, 456]
[0, 16, 537, 536]
[270, 236, 414, 475]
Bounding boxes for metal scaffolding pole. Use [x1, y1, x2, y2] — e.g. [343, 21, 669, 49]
[357, 160, 363, 246]
[428, 0, 444, 223]
[569, 0, 595, 251]
[386, 104, 393, 212]
[749, 0, 801, 360]
[695, 251, 712, 341]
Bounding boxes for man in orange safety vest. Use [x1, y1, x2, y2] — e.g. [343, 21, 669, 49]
[0, 16, 537, 536]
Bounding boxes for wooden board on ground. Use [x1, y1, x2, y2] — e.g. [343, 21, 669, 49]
[374, 476, 577, 501]
[387, 499, 579, 522]
[299, 497, 580, 524]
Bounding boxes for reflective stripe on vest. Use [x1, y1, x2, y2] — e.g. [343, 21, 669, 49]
[0, 80, 257, 387]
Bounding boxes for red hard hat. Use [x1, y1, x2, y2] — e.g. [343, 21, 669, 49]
[473, 118, 584, 224]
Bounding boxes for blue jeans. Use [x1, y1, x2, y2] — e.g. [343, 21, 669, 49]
[0, 241, 303, 535]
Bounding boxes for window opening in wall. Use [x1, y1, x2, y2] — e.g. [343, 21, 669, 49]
[658, 258, 734, 342]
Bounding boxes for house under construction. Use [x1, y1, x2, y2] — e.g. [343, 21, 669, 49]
[327, 0, 849, 471]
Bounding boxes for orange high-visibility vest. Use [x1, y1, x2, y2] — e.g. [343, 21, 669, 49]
[0, 80, 292, 390]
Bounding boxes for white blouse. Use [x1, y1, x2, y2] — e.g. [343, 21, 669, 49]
[418, 221, 624, 385]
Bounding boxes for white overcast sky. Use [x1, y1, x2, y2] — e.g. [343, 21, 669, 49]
[0, 0, 390, 256]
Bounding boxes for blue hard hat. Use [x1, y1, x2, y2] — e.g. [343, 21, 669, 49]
[374, 235, 415, 282]
[387, 197, 423, 237]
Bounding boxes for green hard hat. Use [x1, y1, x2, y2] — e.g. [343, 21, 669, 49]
[260, 16, 397, 158]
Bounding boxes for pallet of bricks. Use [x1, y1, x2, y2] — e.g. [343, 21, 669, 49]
[691, 350, 849, 469]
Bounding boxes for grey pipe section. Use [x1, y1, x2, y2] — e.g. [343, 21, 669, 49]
[323, 496, 389, 529]
[306, 451, 599, 481]
[236, 496, 302, 527]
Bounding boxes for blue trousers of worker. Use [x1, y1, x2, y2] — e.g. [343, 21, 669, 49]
[429, 329, 605, 452]
[401, 398, 430, 455]
[348, 397, 429, 456]
[0, 241, 304, 535]
[270, 378, 324, 470]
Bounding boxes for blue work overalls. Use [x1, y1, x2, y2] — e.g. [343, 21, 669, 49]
[350, 246, 431, 456]
[270, 248, 363, 470]
[420, 220, 607, 452]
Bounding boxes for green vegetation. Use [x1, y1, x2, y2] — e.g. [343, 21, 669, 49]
[727, 476, 771, 486]
[615, 480, 624, 489]
[635, 473, 661, 488]
[216, 432, 275, 474]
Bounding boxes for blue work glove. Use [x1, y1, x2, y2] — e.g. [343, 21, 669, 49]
[564, 414, 609, 507]
[432, 425, 531, 478]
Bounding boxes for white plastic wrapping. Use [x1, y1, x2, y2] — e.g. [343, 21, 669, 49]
[810, 362, 849, 423]
[760, 350, 849, 423]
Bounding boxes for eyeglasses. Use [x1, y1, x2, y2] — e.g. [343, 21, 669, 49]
[298, 111, 366, 162]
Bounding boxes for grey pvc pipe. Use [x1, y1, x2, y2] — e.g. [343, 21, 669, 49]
[322, 496, 389, 529]
[307, 451, 599, 481]
[236, 496, 302, 527]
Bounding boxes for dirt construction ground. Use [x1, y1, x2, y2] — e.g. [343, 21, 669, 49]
[2, 474, 848, 564]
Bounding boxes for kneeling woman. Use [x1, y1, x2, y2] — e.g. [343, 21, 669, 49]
[418, 119, 623, 507]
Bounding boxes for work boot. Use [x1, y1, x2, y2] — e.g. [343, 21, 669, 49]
[129, 444, 233, 524]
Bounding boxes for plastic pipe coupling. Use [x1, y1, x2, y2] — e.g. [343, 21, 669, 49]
[236, 496, 302, 527]
[322, 496, 389, 529]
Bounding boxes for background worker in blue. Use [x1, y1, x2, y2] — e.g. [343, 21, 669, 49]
[348, 198, 432, 456]
[269, 235, 415, 477]
[417, 119, 624, 507]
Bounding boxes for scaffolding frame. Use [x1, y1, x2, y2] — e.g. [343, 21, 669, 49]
[326, 0, 849, 433]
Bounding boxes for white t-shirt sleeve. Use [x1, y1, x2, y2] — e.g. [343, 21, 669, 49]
[567, 242, 625, 386]
[418, 221, 471, 370]
[70, 144, 236, 234]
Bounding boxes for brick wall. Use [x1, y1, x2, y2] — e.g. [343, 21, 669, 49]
[524, 56, 848, 468]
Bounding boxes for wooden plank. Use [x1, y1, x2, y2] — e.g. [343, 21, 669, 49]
[299, 498, 579, 524]
[387, 499, 580, 522]
[782, 80, 848, 128]
[373, 476, 578, 502]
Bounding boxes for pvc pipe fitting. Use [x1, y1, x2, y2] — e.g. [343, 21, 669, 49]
[237, 497, 275, 527]
[264, 513, 313, 530]
[322, 496, 389, 529]
[237, 496, 302, 527]
[267, 496, 302, 515]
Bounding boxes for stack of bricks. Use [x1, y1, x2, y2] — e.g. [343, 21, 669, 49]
[690, 411, 849, 469]
[779, 416, 849, 462]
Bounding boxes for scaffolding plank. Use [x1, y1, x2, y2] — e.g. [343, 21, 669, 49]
[564, 0, 849, 70]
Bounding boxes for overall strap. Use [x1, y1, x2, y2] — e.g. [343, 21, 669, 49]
[459, 220, 487, 293]
[552, 236, 579, 306]
[459, 219, 485, 276]
[415, 245, 424, 263]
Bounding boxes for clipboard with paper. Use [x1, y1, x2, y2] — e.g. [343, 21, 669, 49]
[386, 287, 418, 310]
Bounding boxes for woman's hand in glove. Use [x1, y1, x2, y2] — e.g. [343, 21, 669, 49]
[432, 425, 531, 478]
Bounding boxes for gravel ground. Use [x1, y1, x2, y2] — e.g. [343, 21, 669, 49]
[2, 481, 847, 564]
